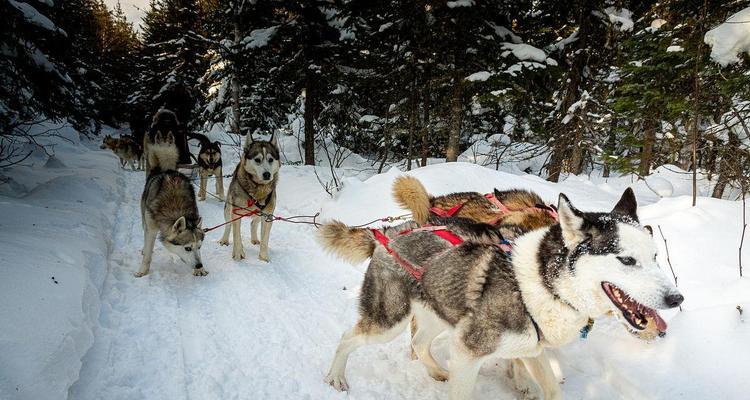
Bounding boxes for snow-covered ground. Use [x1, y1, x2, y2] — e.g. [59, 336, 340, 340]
[1, 127, 749, 399]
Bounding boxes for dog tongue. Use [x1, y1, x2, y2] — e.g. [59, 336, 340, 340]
[645, 308, 667, 332]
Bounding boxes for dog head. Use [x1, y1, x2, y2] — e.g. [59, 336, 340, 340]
[241, 134, 280, 184]
[100, 134, 117, 150]
[199, 141, 222, 166]
[162, 216, 205, 271]
[554, 188, 683, 339]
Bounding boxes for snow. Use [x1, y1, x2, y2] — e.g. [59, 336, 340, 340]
[243, 26, 278, 50]
[650, 19, 667, 31]
[1, 125, 749, 399]
[705, 6, 750, 66]
[604, 7, 634, 32]
[465, 71, 492, 82]
[501, 42, 548, 63]
[8, 0, 67, 37]
[447, 0, 474, 8]
[645, 176, 674, 197]
[667, 45, 684, 52]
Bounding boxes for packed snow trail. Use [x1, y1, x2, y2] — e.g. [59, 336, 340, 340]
[68, 161, 750, 399]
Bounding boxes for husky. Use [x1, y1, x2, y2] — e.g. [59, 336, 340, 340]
[219, 134, 280, 262]
[144, 109, 191, 174]
[393, 176, 665, 341]
[191, 133, 224, 201]
[393, 175, 557, 241]
[100, 134, 143, 170]
[137, 130, 207, 277]
[319, 188, 683, 399]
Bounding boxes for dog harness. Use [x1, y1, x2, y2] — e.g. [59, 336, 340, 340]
[370, 226, 513, 281]
[429, 192, 559, 222]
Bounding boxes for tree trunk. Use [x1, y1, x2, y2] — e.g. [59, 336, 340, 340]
[603, 116, 618, 178]
[302, 69, 316, 166]
[230, 7, 242, 136]
[406, 83, 417, 171]
[639, 119, 656, 176]
[446, 75, 463, 162]
[421, 87, 430, 167]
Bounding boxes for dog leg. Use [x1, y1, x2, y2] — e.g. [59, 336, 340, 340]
[521, 353, 562, 400]
[411, 305, 449, 381]
[219, 203, 232, 246]
[325, 317, 410, 392]
[508, 359, 542, 400]
[231, 218, 245, 260]
[258, 218, 272, 261]
[215, 169, 224, 200]
[136, 227, 157, 277]
[448, 338, 485, 400]
[198, 173, 207, 201]
[250, 216, 260, 245]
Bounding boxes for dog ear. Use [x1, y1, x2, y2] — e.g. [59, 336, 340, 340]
[611, 187, 638, 219]
[214, 141, 221, 148]
[196, 217, 202, 228]
[172, 216, 187, 233]
[644, 225, 653, 236]
[270, 132, 278, 147]
[165, 131, 175, 145]
[245, 133, 254, 149]
[155, 130, 163, 143]
[557, 193, 586, 248]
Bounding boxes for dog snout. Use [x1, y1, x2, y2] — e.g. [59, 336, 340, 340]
[664, 293, 684, 308]
[195, 262, 203, 270]
[263, 172, 271, 180]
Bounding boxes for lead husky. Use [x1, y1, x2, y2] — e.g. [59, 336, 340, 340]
[319, 188, 683, 399]
[219, 134, 280, 261]
[137, 130, 207, 277]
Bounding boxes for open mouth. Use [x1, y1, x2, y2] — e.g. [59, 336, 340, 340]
[601, 282, 667, 334]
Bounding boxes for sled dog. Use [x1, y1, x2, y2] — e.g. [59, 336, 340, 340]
[191, 133, 224, 201]
[320, 188, 683, 399]
[100, 134, 143, 170]
[219, 134, 280, 262]
[137, 130, 207, 277]
[393, 176, 665, 341]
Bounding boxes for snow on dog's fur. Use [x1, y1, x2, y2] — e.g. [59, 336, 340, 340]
[320, 188, 683, 400]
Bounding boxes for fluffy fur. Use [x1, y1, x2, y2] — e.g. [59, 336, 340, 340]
[219, 134, 280, 262]
[320, 188, 683, 400]
[138, 132, 207, 277]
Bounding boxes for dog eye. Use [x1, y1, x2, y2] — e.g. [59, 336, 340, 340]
[268, 158, 273, 163]
[617, 256, 636, 266]
[254, 158, 261, 163]
[185, 247, 192, 252]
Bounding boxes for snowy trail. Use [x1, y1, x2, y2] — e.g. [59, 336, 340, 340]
[69, 167, 497, 399]
[67, 162, 750, 399]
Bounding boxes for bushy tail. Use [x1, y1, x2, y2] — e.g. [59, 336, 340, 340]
[392, 176, 431, 224]
[318, 221, 376, 264]
[147, 130, 179, 171]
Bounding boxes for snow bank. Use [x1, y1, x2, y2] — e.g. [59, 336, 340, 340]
[465, 71, 492, 82]
[0, 123, 122, 399]
[705, 6, 750, 66]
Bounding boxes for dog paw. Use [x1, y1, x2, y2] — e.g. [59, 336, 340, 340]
[217, 194, 225, 201]
[324, 374, 349, 392]
[218, 239, 229, 246]
[198, 197, 206, 202]
[134, 271, 148, 278]
[429, 369, 449, 382]
[232, 247, 246, 260]
[193, 268, 209, 276]
[258, 253, 269, 262]
[251, 239, 260, 245]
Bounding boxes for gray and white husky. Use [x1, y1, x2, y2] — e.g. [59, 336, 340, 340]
[137, 130, 207, 277]
[219, 134, 280, 262]
[319, 188, 683, 399]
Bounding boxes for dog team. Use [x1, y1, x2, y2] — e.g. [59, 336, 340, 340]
[105, 108, 684, 399]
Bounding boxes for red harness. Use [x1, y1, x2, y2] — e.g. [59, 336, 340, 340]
[370, 225, 513, 281]
[430, 193, 558, 222]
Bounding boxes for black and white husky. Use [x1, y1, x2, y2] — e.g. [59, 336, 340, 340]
[319, 188, 683, 399]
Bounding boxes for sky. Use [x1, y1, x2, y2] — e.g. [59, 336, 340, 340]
[104, 0, 148, 31]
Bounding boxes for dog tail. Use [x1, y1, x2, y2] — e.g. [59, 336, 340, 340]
[392, 176, 431, 224]
[318, 221, 376, 264]
[148, 130, 179, 171]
